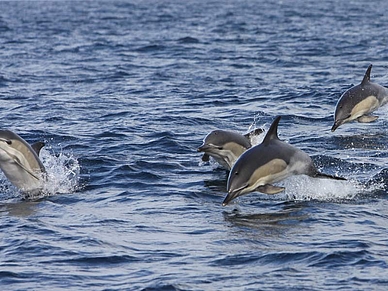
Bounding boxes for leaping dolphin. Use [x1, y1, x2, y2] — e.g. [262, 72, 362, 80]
[198, 128, 263, 170]
[223, 116, 345, 206]
[0, 130, 46, 195]
[331, 64, 388, 132]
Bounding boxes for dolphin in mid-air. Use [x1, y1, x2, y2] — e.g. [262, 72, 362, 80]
[0, 130, 46, 195]
[223, 116, 345, 206]
[331, 64, 388, 132]
[198, 128, 263, 170]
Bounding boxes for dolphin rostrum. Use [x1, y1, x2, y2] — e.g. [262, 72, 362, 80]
[332, 64, 388, 132]
[223, 116, 345, 206]
[198, 128, 263, 170]
[0, 130, 46, 195]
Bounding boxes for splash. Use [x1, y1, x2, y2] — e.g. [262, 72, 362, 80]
[41, 147, 80, 196]
[246, 113, 268, 146]
[23, 146, 81, 200]
[280, 175, 383, 202]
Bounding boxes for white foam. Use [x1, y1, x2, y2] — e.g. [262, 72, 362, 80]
[26, 146, 81, 199]
[279, 175, 383, 202]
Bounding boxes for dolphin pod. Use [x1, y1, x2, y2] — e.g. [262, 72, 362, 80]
[199, 64, 387, 206]
[0, 130, 46, 196]
[0, 65, 385, 202]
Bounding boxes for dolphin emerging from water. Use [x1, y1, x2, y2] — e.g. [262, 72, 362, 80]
[0, 130, 46, 195]
[198, 128, 263, 170]
[223, 116, 345, 206]
[331, 64, 388, 132]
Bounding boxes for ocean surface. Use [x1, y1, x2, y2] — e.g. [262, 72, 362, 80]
[1, 0, 388, 290]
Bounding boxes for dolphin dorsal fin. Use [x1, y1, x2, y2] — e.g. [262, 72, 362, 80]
[361, 64, 373, 85]
[31, 141, 45, 156]
[262, 116, 281, 145]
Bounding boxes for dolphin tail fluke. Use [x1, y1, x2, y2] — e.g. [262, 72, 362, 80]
[314, 172, 346, 181]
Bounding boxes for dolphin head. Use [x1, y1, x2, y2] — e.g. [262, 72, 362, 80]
[223, 159, 253, 206]
[198, 130, 251, 169]
[0, 131, 18, 162]
[0, 130, 46, 194]
[331, 93, 353, 132]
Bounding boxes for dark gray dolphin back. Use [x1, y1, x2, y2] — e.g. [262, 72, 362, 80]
[205, 130, 252, 148]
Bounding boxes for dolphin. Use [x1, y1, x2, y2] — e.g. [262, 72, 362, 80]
[331, 64, 388, 132]
[198, 128, 263, 170]
[0, 130, 46, 195]
[223, 116, 345, 206]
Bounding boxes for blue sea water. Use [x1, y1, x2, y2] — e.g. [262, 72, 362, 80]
[1, 0, 388, 290]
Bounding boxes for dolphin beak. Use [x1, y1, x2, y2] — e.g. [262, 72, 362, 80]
[197, 144, 208, 152]
[331, 121, 340, 132]
[222, 184, 249, 206]
[222, 193, 237, 206]
[198, 144, 217, 152]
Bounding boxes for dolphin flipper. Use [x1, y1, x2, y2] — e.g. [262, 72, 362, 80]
[357, 115, 378, 123]
[31, 142, 45, 156]
[257, 184, 285, 194]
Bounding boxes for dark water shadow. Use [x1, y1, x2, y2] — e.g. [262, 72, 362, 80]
[364, 168, 388, 196]
[222, 201, 310, 236]
[331, 132, 387, 150]
[0, 200, 40, 217]
[203, 173, 228, 192]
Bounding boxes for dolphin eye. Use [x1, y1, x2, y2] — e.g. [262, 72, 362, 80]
[218, 147, 223, 150]
[0, 139, 11, 145]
